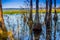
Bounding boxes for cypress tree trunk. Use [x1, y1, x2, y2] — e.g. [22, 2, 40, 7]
[33, 0, 42, 40]
[30, 0, 32, 21]
[46, 0, 52, 40]
[45, 0, 48, 23]
[54, 0, 56, 40]
[53, 0, 58, 40]
[35, 0, 39, 23]
[0, 0, 7, 40]
[28, 0, 33, 40]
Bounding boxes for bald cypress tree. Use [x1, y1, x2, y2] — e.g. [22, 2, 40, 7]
[53, 0, 58, 40]
[33, 0, 42, 40]
[46, 0, 52, 40]
[28, 0, 33, 40]
[45, 0, 48, 23]
[0, 0, 7, 40]
[29, 0, 32, 21]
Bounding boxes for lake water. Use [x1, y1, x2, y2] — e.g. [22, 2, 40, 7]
[3, 13, 60, 40]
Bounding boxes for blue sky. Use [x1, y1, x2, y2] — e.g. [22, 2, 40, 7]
[2, 0, 60, 8]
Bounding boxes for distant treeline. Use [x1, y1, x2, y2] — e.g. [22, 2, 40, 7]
[3, 8, 60, 10]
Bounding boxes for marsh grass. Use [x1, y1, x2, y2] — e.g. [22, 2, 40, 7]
[3, 9, 60, 14]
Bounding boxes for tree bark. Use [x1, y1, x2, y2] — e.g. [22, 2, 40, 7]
[28, 0, 33, 40]
[45, 0, 48, 23]
[30, 0, 32, 21]
[46, 0, 52, 40]
[54, 0, 58, 40]
[35, 0, 39, 23]
[33, 0, 42, 40]
[0, 0, 7, 40]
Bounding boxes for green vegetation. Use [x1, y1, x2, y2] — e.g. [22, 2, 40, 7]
[3, 9, 60, 14]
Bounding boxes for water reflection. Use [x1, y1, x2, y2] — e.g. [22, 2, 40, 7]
[3, 14, 60, 40]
